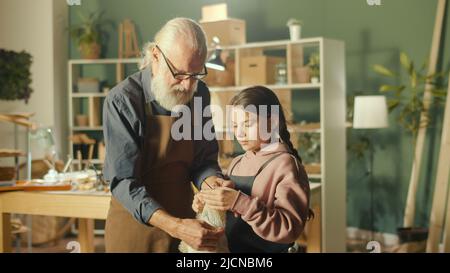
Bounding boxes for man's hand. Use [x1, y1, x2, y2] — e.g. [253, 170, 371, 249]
[175, 218, 224, 251]
[149, 210, 224, 251]
[201, 176, 235, 190]
[199, 186, 239, 211]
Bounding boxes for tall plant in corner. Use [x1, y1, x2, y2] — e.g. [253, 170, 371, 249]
[373, 52, 447, 143]
[373, 52, 448, 242]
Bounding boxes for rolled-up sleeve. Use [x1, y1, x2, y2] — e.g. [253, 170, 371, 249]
[103, 92, 161, 225]
[191, 83, 223, 189]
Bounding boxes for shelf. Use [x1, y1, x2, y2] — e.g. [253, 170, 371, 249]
[288, 123, 321, 133]
[216, 37, 323, 51]
[209, 83, 321, 93]
[73, 159, 103, 164]
[72, 93, 108, 98]
[0, 149, 25, 158]
[215, 123, 321, 134]
[309, 182, 321, 191]
[308, 174, 322, 180]
[71, 127, 103, 131]
[69, 58, 141, 65]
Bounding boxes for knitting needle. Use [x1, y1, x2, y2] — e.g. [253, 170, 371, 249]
[203, 180, 214, 190]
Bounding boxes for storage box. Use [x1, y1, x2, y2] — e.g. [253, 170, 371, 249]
[240, 56, 285, 85]
[201, 3, 228, 22]
[77, 78, 100, 93]
[204, 58, 235, 87]
[200, 18, 246, 46]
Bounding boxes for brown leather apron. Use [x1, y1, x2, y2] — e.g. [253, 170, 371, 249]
[105, 103, 195, 253]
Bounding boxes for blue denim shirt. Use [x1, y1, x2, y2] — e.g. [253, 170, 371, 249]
[103, 67, 222, 225]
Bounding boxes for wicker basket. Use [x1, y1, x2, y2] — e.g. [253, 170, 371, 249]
[0, 166, 16, 181]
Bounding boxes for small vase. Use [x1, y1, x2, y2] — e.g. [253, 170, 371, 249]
[289, 25, 301, 41]
[311, 77, 320, 84]
[79, 42, 101, 59]
[75, 115, 89, 127]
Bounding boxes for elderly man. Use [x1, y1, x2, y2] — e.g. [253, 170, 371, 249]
[103, 18, 225, 252]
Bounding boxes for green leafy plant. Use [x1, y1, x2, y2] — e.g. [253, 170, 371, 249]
[298, 129, 321, 163]
[69, 11, 107, 58]
[373, 52, 448, 139]
[308, 53, 320, 79]
[0, 49, 33, 103]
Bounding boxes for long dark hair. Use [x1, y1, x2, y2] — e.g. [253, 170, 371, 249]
[230, 86, 314, 220]
[230, 85, 302, 163]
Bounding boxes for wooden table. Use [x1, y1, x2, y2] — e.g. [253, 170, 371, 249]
[1, 184, 322, 253]
[0, 191, 111, 253]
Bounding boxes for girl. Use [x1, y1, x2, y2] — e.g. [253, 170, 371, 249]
[194, 86, 312, 253]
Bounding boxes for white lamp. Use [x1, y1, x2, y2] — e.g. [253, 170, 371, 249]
[353, 95, 389, 129]
[352, 95, 389, 241]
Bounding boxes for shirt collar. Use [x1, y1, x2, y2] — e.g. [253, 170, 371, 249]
[142, 66, 154, 104]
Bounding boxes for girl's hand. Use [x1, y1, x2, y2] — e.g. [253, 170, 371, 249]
[200, 187, 239, 211]
[201, 176, 235, 190]
[192, 193, 205, 214]
[216, 178, 235, 189]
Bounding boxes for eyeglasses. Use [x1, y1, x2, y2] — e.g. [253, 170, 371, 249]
[155, 45, 208, 81]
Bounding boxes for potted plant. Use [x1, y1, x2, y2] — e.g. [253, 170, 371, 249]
[0, 49, 33, 103]
[373, 52, 447, 138]
[373, 52, 448, 250]
[308, 53, 320, 84]
[287, 18, 302, 41]
[70, 11, 107, 59]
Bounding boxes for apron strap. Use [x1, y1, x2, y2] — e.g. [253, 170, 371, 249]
[228, 155, 244, 176]
[254, 152, 285, 178]
[145, 102, 153, 116]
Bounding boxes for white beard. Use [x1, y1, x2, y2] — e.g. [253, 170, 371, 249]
[151, 70, 198, 111]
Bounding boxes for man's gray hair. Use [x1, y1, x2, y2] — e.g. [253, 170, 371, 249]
[139, 17, 208, 70]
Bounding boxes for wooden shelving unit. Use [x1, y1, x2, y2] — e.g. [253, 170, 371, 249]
[67, 59, 141, 166]
[206, 37, 346, 252]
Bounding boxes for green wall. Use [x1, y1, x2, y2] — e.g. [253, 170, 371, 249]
[69, 0, 450, 234]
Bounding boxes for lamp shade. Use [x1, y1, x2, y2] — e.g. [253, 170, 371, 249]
[206, 48, 225, 71]
[353, 95, 389, 129]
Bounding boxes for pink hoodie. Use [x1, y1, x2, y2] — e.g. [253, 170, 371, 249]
[227, 142, 310, 244]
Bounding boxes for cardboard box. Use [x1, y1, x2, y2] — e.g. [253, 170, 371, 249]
[240, 56, 285, 85]
[200, 18, 246, 46]
[204, 59, 235, 87]
[77, 78, 100, 93]
[201, 3, 228, 22]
